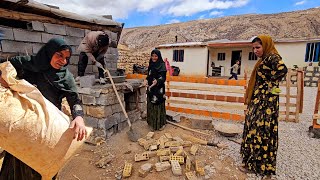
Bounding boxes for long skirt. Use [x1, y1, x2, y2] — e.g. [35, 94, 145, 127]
[147, 99, 166, 131]
[0, 152, 56, 180]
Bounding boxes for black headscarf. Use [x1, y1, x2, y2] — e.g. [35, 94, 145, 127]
[148, 49, 166, 73]
[25, 38, 77, 93]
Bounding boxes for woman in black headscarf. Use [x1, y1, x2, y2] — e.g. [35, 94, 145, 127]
[146, 49, 167, 131]
[0, 38, 86, 180]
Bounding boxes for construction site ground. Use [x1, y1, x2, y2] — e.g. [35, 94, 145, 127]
[57, 119, 247, 180]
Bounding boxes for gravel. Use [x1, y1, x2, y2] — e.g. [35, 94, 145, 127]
[217, 87, 320, 180]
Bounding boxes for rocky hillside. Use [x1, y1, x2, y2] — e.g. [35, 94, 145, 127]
[119, 8, 320, 52]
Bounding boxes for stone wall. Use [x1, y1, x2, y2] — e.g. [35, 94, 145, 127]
[118, 50, 149, 74]
[77, 81, 147, 138]
[0, 22, 119, 77]
[303, 66, 320, 87]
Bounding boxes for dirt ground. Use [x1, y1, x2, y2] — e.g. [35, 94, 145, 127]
[57, 119, 247, 180]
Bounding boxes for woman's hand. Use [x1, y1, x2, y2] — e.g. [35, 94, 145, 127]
[152, 79, 157, 86]
[69, 116, 87, 141]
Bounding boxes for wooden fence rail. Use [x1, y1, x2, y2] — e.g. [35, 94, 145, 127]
[312, 80, 320, 129]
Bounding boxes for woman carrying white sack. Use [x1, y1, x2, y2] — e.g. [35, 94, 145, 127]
[0, 38, 87, 180]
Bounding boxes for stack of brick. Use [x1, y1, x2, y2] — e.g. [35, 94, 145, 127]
[117, 50, 149, 74]
[78, 83, 146, 138]
[303, 66, 320, 87]
[122, 132, 209, 179]
[0, 22, 118, 77]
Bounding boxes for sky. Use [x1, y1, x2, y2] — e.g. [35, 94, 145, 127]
[34, 0, 320, 28]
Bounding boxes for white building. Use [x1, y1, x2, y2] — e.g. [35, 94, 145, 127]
[157, 38, 320, 77]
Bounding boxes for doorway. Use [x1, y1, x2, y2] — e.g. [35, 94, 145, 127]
[231, 50, 242, 74]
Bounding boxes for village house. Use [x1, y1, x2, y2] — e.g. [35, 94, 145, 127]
[157, 38, 320, 80]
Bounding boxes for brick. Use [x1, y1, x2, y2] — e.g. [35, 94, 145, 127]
[147, 151, 157, 158]
[139, 163, 153, 178]
[185, 171, 197, 180]
[174, 149, 184, 156]
[64, 36, 82, 46]
[190, 145, 199, 155]
[195, 160, 205, 176]
[171, 160, 182, 176]
[82, 95, 96, 105]
[86, 105, 112, 118]
[138, 138, 147, 147]
[155, 162, 171, 172]
[170, 155, 184, 164]
[146, 132, 154, 140]
[149, 144, 158, 151]
[169, 146, 183, 153]
[135, 152, 149, 162]
[143, 139, 156, 150]
[32, 43, 44, 54]
[159, 156, 170, 162]
[13, 29, 42, 43]
[44, 23, 66, 35]
[30, 21, 45, 31]
[185, 157, 192, 172]
[80, 75, 95, 88]
[84, 116, 98, 128]
[156, 149, 171, 156]
[66, 26, 85, 37]
[0, 26, 14, 40]
[181, 141, 193, 147]
[41, 33, 64, 43]
[164, 133, 173, 140]
[122, 162, 132, 178]
[1, 40, 32, 53]
[191, 118, 213, 130]
[165, 141, 181, 147]
[172, 136, 183, 142]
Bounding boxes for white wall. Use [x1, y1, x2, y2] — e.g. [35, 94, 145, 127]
[276, 42, 308, 68]
[159, 47, 208, 76]
[209, 47, 255, 76]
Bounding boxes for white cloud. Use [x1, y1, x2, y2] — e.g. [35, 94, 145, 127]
[166, 19, 181, 24]
[34, 0, 249, 19]
[295, 0, 307, 6]
[209, 11, 223, 16]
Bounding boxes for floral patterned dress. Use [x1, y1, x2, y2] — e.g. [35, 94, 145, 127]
[240, 53, 287, 175]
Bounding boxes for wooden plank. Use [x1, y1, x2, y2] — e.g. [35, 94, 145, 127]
[295, 70, 302, 122]
[168, 85, 245, 94]
[167, 99, 247, 110]
[279, 111, 296, 115]
[285, 69, 291, 122]
[0, 8, 121, 32]
[279, 103, 296, 107]
[279, 94, 297, 98]
[313, 114, 320, 119]
[298, 69, 304, 113]
[280, 84, 297, 87]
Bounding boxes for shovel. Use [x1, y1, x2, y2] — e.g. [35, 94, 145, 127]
[95, 62, 141, 142]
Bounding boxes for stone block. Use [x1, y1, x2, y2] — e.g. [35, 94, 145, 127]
[70, 46, 80, 55]
[135, 152, 149, 162]
[105, 113, 120, 129]
[80, 75, 95, 88]
[149, 145, 158, 151]
[138, 163, 153, 178]
[96, 94, 112, 106]
[169, 146, 184, 153]
[111, 103, 122, 113]
[138, 138, 147, 147]
[66, 26, 85, 37]
[82, 95, 96, 105]
[41, 33, 64, 43]
[86, 105, 112, 118]
[84, 116, 98, 128]
[44, 23, 66, 35]
[118, 121, 128, 131]
[185, 157, 192, 172]
[32, 43, 44, 54]
[0, 26, 14, 40]
[122, 162, 132, 178]
[190, 145, 199, 155]
[30, 21, 45, 32]
[69, 55, 79, 65]
[191, 118, 213, 130]
[171, 160, 182, 176]
[166, 111, 181, 123]
[1, 40, 33, 53]
[155, 162, 171, 172]
[64, 36, 82, 46]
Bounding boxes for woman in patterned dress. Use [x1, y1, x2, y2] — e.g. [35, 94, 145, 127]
[240, 35, 287, 177]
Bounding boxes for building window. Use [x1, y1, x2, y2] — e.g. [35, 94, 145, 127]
[217, 53, 225, 61]
[173, 50, 184, 62]
[305, 42, 320, 62]
[248, 52, 258, 60]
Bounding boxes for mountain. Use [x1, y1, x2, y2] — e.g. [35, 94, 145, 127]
[119, 8, 320, 52]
